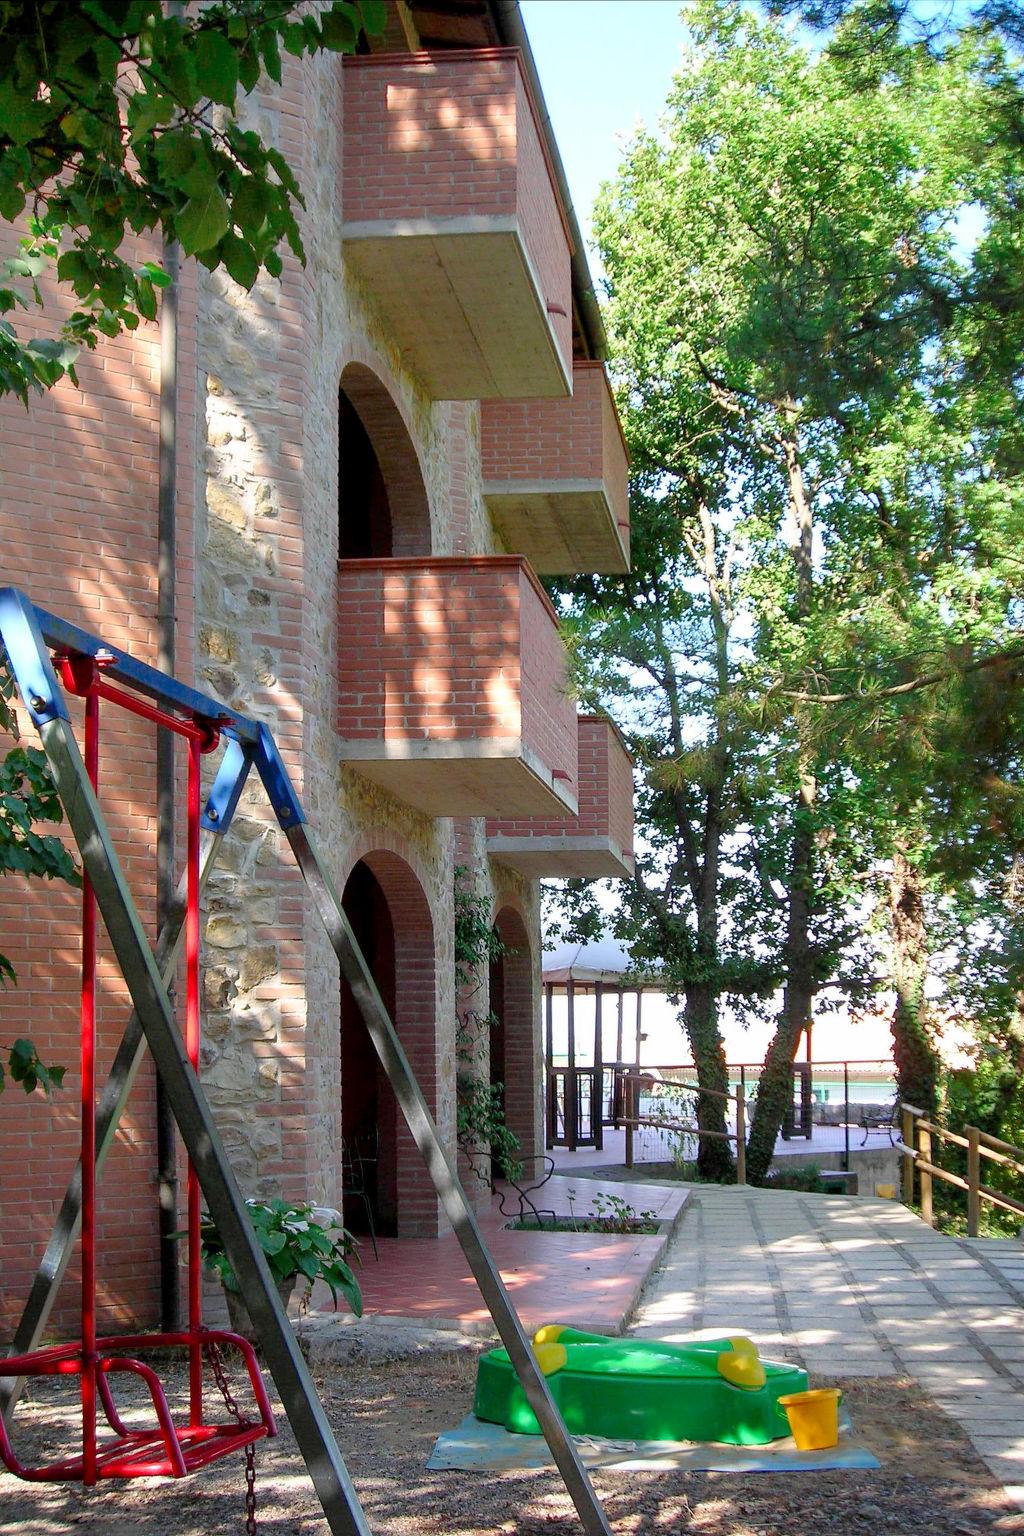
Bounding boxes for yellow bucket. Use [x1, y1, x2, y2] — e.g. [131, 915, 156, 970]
[777, 1388, 841, 1451]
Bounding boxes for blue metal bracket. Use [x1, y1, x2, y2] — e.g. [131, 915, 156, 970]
[31, 598, 260, 746]
[253, 725, 306, 829]
[0, 588, 72, 728]
[201, 736, 254, 836]
[2, 587, 306, 835]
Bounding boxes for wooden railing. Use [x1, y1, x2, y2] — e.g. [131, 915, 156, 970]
[619, 1071, 747, 1186]
[899, 1102, 1024, 1236]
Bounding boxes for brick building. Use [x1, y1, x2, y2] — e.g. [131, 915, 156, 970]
[0, 0, 633, 1338]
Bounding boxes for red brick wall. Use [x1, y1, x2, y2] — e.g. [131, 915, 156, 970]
[598, 368, 631, 555]
[0, 227, 197, 1339]
[480, 361, 630, 540]
[512, 68, 572, 380]
[602, 716, 635, 859]
[336, 556, 575, 780]
[341, 49, 571, 381]
[517, 572, 577, 793]
[486, 715, 633, 853]
[343, 51, 519, 227]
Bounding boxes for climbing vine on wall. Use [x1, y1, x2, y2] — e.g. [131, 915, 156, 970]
[453, 867, 522, 1183]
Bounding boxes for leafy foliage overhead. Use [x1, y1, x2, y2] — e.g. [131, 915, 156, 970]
[0, 0, 384, 401]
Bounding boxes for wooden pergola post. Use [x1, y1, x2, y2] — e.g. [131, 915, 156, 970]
[593, 981, 604, 1151]
[545, 982, 554, 1149]
[566, 979, 578, 1152]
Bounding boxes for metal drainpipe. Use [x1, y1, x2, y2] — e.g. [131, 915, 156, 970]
[155, 228, 181, 1331]
[489, 0, 608, 363]
[155, 0, 186, 1338]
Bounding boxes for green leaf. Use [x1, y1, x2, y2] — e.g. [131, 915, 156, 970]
[357, 1, 388, 37]
[219, 233, 258, 290]
[231, 176, 269, 237]
[176, 184, 230, 255]
[259, 29, 282, 85]
[321, 7, 358, 51]
[194, 28, 239, 108]
[281, 21, 307, 58]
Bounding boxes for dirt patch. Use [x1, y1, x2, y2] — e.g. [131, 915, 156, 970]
[1, 1356, 1021, 1536]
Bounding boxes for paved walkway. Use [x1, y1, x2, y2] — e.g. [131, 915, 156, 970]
[323, 1175, 688, 1336]
[632, 1184, 1024, 1505]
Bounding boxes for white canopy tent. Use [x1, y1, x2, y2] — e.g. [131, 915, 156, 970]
[541, 939, 663, 1150]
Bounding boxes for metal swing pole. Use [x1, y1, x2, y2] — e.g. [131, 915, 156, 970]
[0, 591, 612, 1536]
[285, 823, 614, 1536]
[0, 827, 225, 1422]
[81, 687, 99, 1486]
[185, 734, 204, 1428]
[31, 713, 372, 1536]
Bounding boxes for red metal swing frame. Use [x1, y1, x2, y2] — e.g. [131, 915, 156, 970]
[0, 660, 276, 1483]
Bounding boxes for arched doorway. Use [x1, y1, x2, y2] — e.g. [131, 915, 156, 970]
[338, 362, 431, 560]
[340, 851, 438, 1238]
[490, 908, 538, 1168]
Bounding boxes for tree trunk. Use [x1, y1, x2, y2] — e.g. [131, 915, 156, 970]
[746, 785, 816, 1183]
[889, 846, 940, 1116]
[683, 982, 734, 1181]
[746, 419, 818, 1185]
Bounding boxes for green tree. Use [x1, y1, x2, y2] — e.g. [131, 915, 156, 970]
[0, 0, 383, 402]
[570, 0, 1018, 1180]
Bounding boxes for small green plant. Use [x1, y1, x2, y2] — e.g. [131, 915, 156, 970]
[0, 1036, 65, 1096]
[520, 1188, 659, 1235]
[762, 1162, 827, 1194]
[590, 1191, 659, 1232]
[198, 1198, 362, 1314]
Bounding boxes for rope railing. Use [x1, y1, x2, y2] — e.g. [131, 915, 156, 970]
[898, 1103, 1024, 1234]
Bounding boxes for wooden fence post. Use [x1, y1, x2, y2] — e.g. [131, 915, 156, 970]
[901, 1104, 915, 1205]
[919, 1120, 933, 1227]
[967, 1124, 981, 1238]
[624, 1075, 634, 1170]
[735, 1085, 746, 1187]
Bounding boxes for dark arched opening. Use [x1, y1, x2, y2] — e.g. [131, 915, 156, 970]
[337, 362, 431, 561]
[340, 851, 438, 1238]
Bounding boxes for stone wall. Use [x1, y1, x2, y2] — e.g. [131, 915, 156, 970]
[191, 45, 544, 1236]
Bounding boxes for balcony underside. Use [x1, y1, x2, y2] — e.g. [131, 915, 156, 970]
[487, 834, 635, 879]
[341, 220, 571, 401]
[484, 482, 630, 575]
[338, 740, 578, 819]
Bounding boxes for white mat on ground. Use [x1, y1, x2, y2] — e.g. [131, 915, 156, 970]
[427, 1411, 879, 1474]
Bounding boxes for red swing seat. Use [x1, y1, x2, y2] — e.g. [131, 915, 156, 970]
[0, 662, 276, 1490]
[0, 1331, 275, 1482]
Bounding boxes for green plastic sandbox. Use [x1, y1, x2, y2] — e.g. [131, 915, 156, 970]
[473, 1327, 808, 1446]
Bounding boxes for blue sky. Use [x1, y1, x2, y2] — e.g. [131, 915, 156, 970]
[520, 1, 687, 255]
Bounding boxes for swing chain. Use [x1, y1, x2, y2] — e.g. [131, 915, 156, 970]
[203, 1336, 258, 1534]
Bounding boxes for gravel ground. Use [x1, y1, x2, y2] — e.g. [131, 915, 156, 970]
[1, 1351, 1022, 1536]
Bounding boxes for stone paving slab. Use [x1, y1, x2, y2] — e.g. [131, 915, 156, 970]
[630, 1183, 1024, 1509]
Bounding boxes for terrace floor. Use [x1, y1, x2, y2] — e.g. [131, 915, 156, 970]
[549, 1117, 894, 1169]
[634, 1182, 1024, 1509]
[344, 1173, 689, 1336]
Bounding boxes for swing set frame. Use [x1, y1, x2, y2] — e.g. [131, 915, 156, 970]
[0, 586, 613, 1536]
